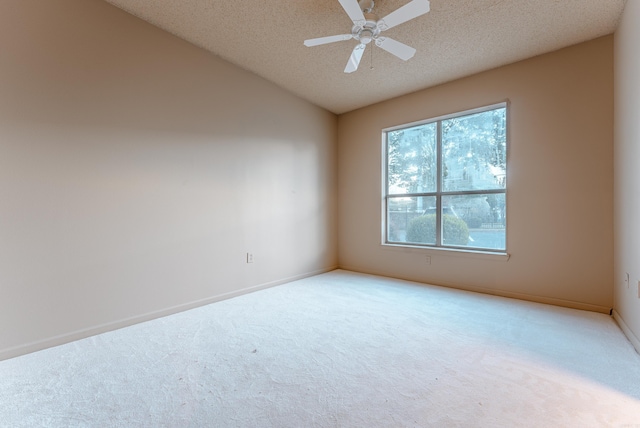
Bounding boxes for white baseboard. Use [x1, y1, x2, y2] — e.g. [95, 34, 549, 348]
[0, 266, 338, 362]
[612, 310, 640, 355]
[339, 266, 612, 314]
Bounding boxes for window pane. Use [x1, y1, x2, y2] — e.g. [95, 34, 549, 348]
[387, 123, 437, 194]
[442, 194, 506, 250]
[442, 108, 506, 192]
[387, 196, 436, 244]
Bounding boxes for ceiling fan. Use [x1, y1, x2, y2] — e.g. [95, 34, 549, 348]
[304, 0, 431, 73]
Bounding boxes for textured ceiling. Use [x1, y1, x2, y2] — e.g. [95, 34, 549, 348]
[103, 0, 626, 114]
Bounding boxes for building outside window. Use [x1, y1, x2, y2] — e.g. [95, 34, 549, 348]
[383, 103, 507, 253]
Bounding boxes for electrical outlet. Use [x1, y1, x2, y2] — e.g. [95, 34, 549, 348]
[425, 256, 431, 265]
[246, 253, 254, 264]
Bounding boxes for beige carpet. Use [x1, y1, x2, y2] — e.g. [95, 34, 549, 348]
[1, 270, 640, 427]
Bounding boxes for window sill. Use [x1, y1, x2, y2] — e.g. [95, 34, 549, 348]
[381, 243, 510, 261]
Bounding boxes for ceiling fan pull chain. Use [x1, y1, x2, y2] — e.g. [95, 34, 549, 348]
[370, 42, 374, 70]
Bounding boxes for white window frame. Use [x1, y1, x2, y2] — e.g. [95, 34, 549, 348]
[382, 102, 508, 255]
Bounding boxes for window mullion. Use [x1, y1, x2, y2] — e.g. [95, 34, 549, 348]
[441, 189, 506, 197]
[436, 120, 443, 247]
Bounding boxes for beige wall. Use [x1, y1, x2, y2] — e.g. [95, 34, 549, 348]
[338, 37, 614, 312]
[0, 0, 624, 360]
[0, 0, 338, 359]
[614, 1, 640, 352]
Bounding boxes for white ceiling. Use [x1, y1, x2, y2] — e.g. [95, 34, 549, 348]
[103, 0, 626, 114]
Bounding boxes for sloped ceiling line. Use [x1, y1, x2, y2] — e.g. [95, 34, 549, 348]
[103, 0, 625, 114]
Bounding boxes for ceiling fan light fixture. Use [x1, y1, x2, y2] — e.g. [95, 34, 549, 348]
[359, 29, 373, 44]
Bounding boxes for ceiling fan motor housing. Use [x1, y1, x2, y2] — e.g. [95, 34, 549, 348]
[358, 0, 375, 13]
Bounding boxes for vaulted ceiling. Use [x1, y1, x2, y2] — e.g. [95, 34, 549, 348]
[103, 0, 626, 114]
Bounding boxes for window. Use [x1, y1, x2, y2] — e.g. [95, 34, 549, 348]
[383, 103, 507, 253]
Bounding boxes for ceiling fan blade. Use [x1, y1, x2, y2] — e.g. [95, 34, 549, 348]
[338, 0, 366, 26]
[378, 0, 430, 31]
[304, 34, 353, 47]
[375, 37, 416, 61]
[344, 43, 366, 73]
